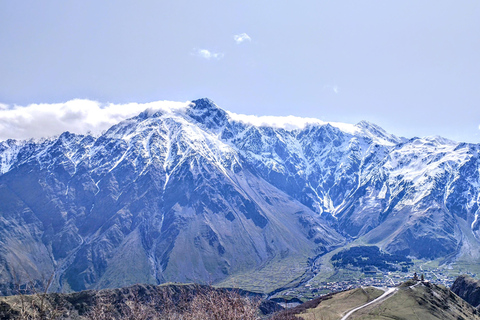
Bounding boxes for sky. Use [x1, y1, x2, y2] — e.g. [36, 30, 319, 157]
[0, 1, 479, 142]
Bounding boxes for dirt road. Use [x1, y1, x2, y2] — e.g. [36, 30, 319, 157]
[340, 287, 397, 320]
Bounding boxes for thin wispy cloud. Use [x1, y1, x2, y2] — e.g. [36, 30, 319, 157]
[0, 99, 189, 141]
[323, 85, 340, 94]
[234, 33, 251, 44]
[195, 49, 224, 60]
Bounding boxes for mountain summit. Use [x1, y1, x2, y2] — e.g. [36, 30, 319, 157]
[0, 98, 479, 294]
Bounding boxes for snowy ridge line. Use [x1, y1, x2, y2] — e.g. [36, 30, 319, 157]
[0, 98, 404, 144]
[0, 99, 478, 220]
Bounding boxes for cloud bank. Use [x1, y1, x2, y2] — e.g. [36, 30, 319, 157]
[0, 98, 360, 141]
[227, 111, 358, 134]
[234, 33, 251, 44]
[195, 49, 224, 60]
[0, 100, 189, 141]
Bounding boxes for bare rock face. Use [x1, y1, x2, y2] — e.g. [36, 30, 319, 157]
[451, 275, 480, 308]
[1, 98, 480, 294]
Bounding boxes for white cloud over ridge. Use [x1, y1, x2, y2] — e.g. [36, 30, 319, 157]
[0, 98, 360, 141]
[0, 99, 190, 141]
[234, 33, 251, 44]
[196, 49, 224, 60]
[227, 111, 358, 134]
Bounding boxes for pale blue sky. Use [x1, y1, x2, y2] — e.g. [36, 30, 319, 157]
[1, 1, 479, 142]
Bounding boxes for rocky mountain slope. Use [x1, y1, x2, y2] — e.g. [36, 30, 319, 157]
[451, 274, 480, 308]
[1, 98, 479, 294]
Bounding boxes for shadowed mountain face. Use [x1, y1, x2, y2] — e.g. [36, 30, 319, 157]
[1, 98, 480, 294]
[451, 275, 480, 308]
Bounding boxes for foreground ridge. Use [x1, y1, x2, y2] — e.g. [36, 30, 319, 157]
[274, 279, 480, 320]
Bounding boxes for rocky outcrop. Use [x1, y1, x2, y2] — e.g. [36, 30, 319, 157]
[451, 275, 480, 308]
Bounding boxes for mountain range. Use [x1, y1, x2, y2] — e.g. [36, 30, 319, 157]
[1, 98, 479, 294]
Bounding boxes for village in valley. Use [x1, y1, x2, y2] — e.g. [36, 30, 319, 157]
[276, 260, 476, 301]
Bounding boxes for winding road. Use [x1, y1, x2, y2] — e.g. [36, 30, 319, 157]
[340, 287, 398, 320]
